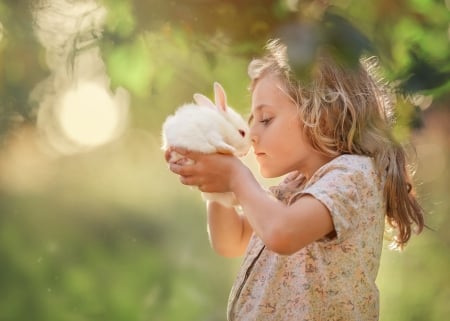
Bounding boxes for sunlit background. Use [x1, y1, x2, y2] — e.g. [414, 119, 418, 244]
[0, 0, 449, 320]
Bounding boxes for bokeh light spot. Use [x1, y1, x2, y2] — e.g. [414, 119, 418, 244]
[58, 82, 121, 147]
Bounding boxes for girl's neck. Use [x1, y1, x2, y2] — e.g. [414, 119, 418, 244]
[302, 154, 337, 181]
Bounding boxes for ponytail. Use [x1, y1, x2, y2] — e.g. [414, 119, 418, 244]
[383, 143, 425, 250]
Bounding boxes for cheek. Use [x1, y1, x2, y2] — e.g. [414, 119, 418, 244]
[278, 123, 305, 148]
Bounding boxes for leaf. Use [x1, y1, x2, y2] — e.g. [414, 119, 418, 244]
[400, 47, 450, 94]
[322, 10, 376, 67]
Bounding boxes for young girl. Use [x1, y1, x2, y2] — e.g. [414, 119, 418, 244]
[166, 39, 425, 321]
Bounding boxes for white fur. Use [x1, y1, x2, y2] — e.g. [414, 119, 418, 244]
[161, 82, 250, 208]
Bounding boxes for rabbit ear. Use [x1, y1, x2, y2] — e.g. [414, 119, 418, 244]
[214, 82, 228, 112]
[193, 93, 216, 109]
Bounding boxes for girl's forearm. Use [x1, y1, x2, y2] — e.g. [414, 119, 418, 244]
[206, 201, 252, 257]
[230, 169, 286, 248]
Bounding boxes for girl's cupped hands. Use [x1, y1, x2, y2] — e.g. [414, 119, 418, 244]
[165, 147, 246, 193]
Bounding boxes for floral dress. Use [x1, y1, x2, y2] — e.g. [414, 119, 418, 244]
[227, 155, 385, 321]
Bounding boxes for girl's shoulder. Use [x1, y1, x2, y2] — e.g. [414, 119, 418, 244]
[331, 153, 373, 164]
[324, 154, 375, 173]
[309, 154, 379, 188]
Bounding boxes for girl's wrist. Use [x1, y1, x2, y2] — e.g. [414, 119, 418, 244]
[229, 162, 253, 194]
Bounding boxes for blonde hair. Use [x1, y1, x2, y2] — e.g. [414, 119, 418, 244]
[249, 39, 424, 249]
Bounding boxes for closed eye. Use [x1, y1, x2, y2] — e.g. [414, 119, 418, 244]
[260, 118, 273, 126]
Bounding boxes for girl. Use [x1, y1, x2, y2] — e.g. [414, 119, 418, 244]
[167, 39, 425, 321]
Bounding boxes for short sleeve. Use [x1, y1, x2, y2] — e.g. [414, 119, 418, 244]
[290, 158, 376, 244]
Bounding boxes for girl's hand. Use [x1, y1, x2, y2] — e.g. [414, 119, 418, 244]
[166, 147, 244, 193]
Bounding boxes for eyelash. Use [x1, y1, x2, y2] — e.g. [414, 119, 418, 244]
[260, 118, 273, 126]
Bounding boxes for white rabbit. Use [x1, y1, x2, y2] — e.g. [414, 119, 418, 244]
[162, 82, 251, 208]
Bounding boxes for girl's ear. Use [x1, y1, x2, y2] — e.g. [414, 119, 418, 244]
[214, 82, 227, 112]
[193, 93, 216, 109]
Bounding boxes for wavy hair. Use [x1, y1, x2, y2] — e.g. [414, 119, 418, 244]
[248, 39, 424, 249]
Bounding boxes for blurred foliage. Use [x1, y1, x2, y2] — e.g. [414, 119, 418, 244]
[0, 0, 449, 320]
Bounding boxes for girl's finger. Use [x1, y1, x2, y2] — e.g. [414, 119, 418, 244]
[171, 147, 203, 161]
[170, 146, 188, 156]
[169, 163, 197, 177]
[179, 175, 198, 186]
[164, 148, 173, 162]
[169, 163, 184, 175]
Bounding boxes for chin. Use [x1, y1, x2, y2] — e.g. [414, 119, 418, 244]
[259, 161, 297, 178]
[259, 168, 283, 179]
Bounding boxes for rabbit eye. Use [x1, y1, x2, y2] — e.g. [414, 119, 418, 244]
[239, 130, 246, 137]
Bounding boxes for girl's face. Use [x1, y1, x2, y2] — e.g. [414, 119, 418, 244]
[249, 74, 332, 179]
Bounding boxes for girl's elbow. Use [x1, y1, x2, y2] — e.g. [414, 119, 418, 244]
[263, 227, 305, 256]
[265, 241, 298, 256]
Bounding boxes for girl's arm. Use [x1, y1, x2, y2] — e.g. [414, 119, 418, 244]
[165, 148, 253, 257]
[231, 167, 334, 255]
[168, 149, 334, 255]
[206, 201, 253, 257]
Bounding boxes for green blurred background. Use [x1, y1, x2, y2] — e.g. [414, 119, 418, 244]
[0, 0, 449, 320]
